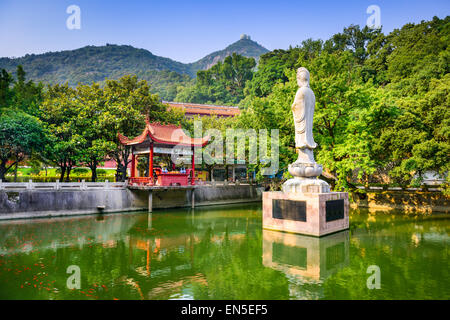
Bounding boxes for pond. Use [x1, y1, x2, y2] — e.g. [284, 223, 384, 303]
[0, 204, 448, 300]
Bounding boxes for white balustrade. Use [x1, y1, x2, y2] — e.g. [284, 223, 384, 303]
[0, 180, 127, 190]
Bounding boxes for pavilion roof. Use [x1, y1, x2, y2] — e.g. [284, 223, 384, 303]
[118, 118, 209, 147]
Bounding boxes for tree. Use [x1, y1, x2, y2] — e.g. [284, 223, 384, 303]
[12, 65, 43, 115]
[74, 83, 115, 182]
[39, 84, 82, 181]
[324, 24, 381, 63]
[0, 69, 14, 113]
[176, 53, 256, 105]
[380, 74, 450, 184]
[244, 39, 322, 99]
[185, 114, 237, 181]
[0, 112, 46, 181]
[240, 51, 395, 190]
[101, 75, 185, 181]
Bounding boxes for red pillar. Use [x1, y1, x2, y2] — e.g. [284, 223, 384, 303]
[191, 146, 195, 185]
[131, 153, 136, 178]
[149, 143, 154, 184]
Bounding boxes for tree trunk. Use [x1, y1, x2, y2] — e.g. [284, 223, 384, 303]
[112, 147, 131, 182]
[59, 165, 66, 182]
[89, 160, 98, 182]
[120, 165, 127, 182]
[13, 162, 18, 182]
[65, 166, 72, 182]
[0, 161, 7, 181]
[207, 165, 212, 181]
[115, 164, 122, 182]
[113, 153, 124, 182]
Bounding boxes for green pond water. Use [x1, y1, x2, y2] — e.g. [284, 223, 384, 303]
[0, 204, 448, 300]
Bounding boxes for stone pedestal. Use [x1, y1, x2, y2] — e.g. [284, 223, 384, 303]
[262, 191, 349, 237]
[282, 177, 330, 193]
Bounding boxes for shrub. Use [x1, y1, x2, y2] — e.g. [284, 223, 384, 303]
[96, 169, 107, 176]
[72, 167, 89, 175]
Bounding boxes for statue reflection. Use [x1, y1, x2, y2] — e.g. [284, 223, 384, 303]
[263, 230, 349, 283]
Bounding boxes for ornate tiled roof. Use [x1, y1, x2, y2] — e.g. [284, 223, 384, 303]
[118, 117, 209, 147]
[164, 101, 240, 117]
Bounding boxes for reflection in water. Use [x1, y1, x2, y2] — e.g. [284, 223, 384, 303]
[263, 230, 349, 281]
[0, 205, 448, 300]
[263, 230, 349, 299]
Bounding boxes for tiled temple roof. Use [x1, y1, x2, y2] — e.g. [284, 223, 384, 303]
[118, 117, 209, 147]
[164, 101, 240, 117]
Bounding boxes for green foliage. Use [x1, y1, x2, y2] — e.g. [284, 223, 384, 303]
[380, 74, 450, 183]
[239, 16, 449, 190]
[0, 69, 14, 112]
[96, 168, 107, 176]
[0, 111, 47, 180]
[0, 66, 43, 115]
[324, 24, 381, 63]
[37, 75, 185, 182]
[366, 16, 450, 89]
[176, 53, 256, 105]
[137, 70, 192, 101]
[39, 83, 82, 181]
[100, 75, 185, 181]
[189, 37, 268, 71]
[72, 167, 89, 175]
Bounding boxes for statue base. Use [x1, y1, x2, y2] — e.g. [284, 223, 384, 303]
[288, 160, 323, 178]
[282, 177, 330, 193]
[262, 191, 349, 237]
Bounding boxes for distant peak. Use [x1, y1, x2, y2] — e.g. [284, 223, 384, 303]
[240, 34, 251, 40]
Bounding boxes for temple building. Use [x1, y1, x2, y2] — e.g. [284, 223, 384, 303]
[101, 102, 251, 182]
[118, 118, 209, 186]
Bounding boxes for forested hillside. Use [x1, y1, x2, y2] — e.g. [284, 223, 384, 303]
[0, 38, 269, 101]
[188, 36, 268, 71]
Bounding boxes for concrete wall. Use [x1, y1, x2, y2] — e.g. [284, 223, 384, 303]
[0, 185, 262, 220]
[351, 190, 449, 213]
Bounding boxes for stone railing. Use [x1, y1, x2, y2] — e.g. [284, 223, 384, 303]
[0, 179, 127, 191]
[195, 180, 253, 186]
[355, 185, 443, 192]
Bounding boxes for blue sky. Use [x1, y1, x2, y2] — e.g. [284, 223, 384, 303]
[0, 0, 448, 63]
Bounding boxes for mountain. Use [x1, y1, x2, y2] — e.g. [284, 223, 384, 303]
[0, 36, 269, 99]
[0, 44, 193, 86]
[189, 35, 269, 71]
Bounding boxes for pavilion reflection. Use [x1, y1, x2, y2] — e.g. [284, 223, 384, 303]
[126, 210, 258, 299]
[262, 229, 349, 283]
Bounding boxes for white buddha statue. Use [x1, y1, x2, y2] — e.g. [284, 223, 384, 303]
[292, 67, 317, 152]
[283, 67, 330, 193]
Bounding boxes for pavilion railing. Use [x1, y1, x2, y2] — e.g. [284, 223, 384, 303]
[126, 177, 254, 187]
[128, 177, 153, 186]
